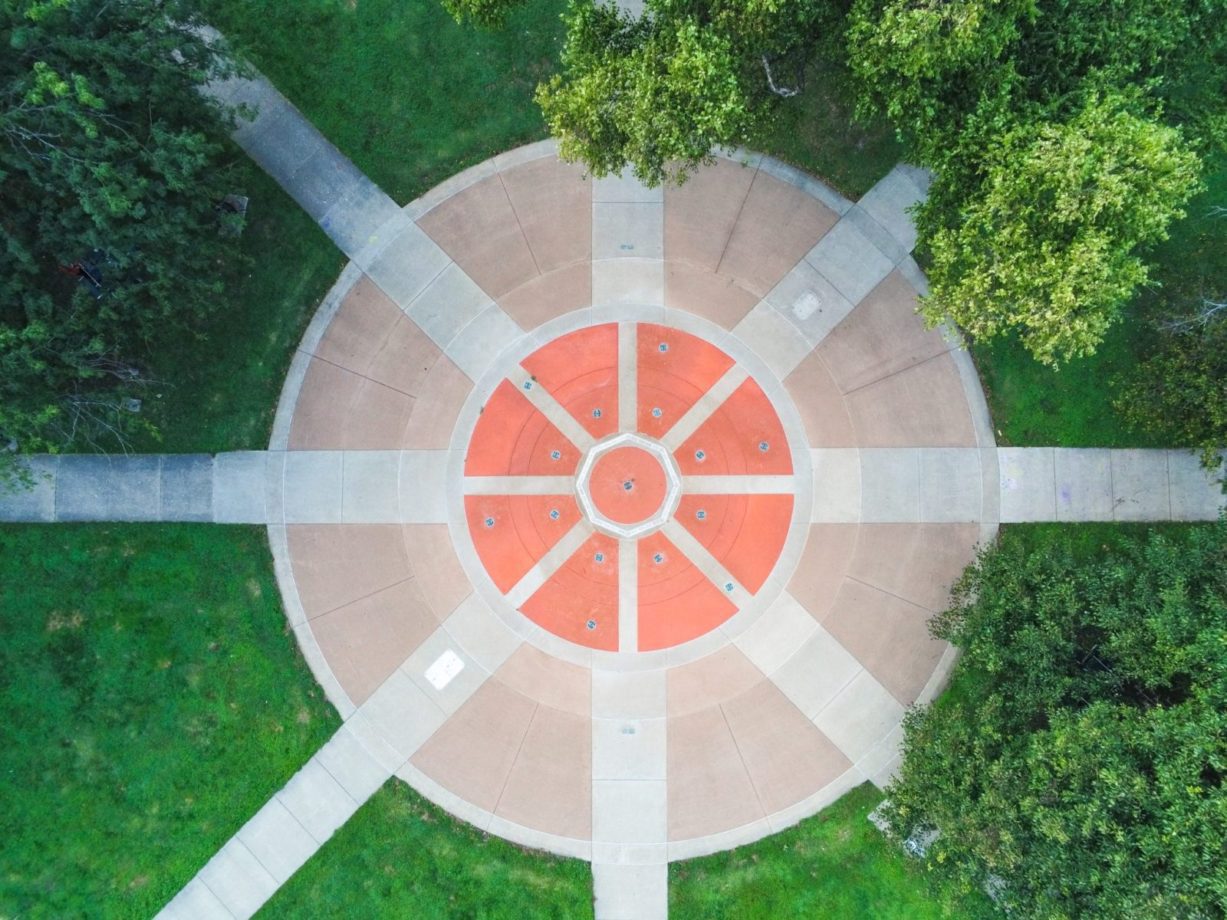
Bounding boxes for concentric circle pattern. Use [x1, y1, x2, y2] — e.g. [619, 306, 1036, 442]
[463, 323, 796, 653]
[275, 144, 998, 861]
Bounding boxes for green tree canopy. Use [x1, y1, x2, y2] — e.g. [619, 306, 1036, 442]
[846, 0, 1034, 165]
[885, 524, 1227, 919]
[537, 4, 747, 184]
[849, 0, 1227, 158]
[440, 0, 528, 28]
[1117, 299, 1227, 473]
[918, 92, 1202, 364]
[849, 0, 1226, 362]
[0, 0, 245, 462]
[530, 0, 832, 184]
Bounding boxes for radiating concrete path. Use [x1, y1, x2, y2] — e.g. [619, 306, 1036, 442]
[4, 52, 1222, 920]
[2, 448, 1221, 526]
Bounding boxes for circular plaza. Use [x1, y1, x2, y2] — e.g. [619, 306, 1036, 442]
[271, 143, 999, 860]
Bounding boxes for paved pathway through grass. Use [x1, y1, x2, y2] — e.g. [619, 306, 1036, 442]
[4, 45, 1224, 920]
[2, 448, 1222, 526]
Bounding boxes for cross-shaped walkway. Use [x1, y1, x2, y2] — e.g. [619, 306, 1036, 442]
[3, 59, 1221, 920]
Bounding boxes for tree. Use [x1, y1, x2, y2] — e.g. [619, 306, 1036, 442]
[440, 0, 527, 28]
[0, 0, 246, 466]
[884, 525, 1227, 919]
[846, 0, 1034, 165]
[848, 0, 1226, 363]
[917, 93, 1201, 364]
[536, 3, 756, 184]
[849, 0, 1226, 159]
[1116, 297, 1227, 474]
[448, 0, 832, 184]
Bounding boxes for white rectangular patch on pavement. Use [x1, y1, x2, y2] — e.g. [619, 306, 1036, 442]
[791, 289, 821, 320]
[424, 650, 465, 690]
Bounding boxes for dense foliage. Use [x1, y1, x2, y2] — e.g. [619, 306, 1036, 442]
[848, 0, 1226, 364]
[451, 0, 832, 183]
[442, 0, 529, 27]
[918, 92, 1201, 363]
[0, 0, 245, 463]
[885, 525, 1227, 919]
[538, 2, 749, 184]
[1118, 303, 1227, 474]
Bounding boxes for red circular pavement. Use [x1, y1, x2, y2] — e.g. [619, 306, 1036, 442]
[462, 322, 796, 653]
[588, 446, 667, 524]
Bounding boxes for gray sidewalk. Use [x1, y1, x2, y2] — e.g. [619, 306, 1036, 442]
[204, 69, 408, 261]
[158, 724, 391, 919]
[2, 449, 1221, 525]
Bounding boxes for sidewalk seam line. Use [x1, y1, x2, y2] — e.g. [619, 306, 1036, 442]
[712, 162, 761, 277]
[497, 170, 543, 278]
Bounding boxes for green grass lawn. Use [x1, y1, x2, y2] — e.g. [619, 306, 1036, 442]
[970, 320, 1163, 448]
[669, 784, 995, 920]
[972, 160, 1227, 447]
[259, 781, 593, 919]
[132, 166, 343, 454]
[0, 525, 340, 919]
[199, 0, 566, 206]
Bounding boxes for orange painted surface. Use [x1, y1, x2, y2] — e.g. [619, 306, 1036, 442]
[675, 377, 792, 476]
[463, 322, 797, 652]
[521, 534, 619, 651]
[637, 533, 737, 651]
[588, 446, 667, 523]
[521, 324, 619, 439]
[464, 494, 581, 593]
[637, 324, 734, 439]
[676, 493, 793, 593]
[464, 380, 582, 476]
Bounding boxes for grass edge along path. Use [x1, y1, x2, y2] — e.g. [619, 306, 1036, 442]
[133, 165, 343, 454]
[0, 524, 340, 919]
[197, 0, 566, 206]
[668, 783, 995, 919]
[257, 780, 594, 919]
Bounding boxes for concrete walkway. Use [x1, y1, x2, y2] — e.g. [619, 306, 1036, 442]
[205, 68, 406, 263]
[2, 448, 1221, 525]
[4, 47, 1222, 920]
[160, 608, 519, 918]
[160, 726, 387, 918]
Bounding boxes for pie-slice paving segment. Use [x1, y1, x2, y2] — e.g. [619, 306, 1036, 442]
[520, 533, 619, 651]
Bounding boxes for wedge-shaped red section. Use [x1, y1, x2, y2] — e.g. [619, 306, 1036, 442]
[676, 494, 793, 593]
[675, 377, 792, 476]
[464, 380, 581, 476]
[637, 532, 736, 651]
[521, 324, 619, 439]
[637, 323, 734, 439]
[521, 534, 619, 651]
[464, 494, 581, 593]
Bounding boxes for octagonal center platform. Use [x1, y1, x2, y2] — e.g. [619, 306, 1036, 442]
[577, 434, 680, 535]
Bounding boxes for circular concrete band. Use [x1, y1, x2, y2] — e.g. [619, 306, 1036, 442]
[269, 141, 999, 860]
